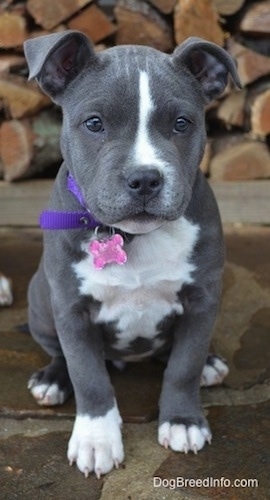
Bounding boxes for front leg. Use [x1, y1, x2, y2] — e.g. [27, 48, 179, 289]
[53, 307, 124, 478]
[158, 287, 219, 454]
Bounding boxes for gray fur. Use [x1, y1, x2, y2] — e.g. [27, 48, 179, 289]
[24, 31, 240, 475]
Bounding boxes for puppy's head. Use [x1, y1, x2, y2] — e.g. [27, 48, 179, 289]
[24, 31, 240, 234]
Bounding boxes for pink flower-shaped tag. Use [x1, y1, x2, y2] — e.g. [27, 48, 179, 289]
[89, 234, 127, 270]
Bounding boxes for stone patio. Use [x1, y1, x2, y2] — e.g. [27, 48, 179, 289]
[0, 225, 269, 499]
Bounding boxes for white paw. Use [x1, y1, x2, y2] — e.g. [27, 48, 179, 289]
[68, 403, 124, 478]
[0, 275, 13, 306]
[200, 355, 229, 387]
[28, 380, 66, 406]
[158, 422, 212, 454]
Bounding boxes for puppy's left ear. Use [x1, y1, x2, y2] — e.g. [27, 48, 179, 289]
[172, 37, 241, 103]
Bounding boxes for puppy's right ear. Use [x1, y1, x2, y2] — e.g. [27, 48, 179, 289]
[24, 30, 96, 102]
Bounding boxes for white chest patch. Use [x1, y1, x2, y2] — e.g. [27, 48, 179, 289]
[73, 217, 199, 353]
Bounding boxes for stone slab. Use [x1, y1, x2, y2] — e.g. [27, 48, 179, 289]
[0, 432, 103, 500]
[0, 225, 270, 498]
[1, 226, 270, 421]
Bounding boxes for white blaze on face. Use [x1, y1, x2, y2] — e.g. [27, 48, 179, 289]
[133, 71, 165, 171]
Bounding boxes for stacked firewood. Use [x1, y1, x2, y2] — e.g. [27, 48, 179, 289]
[0, 0, 269, 181]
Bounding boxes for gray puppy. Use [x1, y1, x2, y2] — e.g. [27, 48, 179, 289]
[24, 31, 240, 478]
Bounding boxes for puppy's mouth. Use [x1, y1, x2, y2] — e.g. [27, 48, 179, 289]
[112, 212, 165, 235]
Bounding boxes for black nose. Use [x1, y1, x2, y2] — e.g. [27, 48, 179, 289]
[127, 169, 163, 200]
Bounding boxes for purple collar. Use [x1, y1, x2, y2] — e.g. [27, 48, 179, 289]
[39, 174, 101, 230]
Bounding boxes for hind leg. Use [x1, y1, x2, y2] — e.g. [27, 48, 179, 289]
[200, 354, 229, 387]
[28, 273, 73, 406]
[28, 356, 73, 406]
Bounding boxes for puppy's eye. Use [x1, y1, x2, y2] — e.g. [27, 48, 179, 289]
[84, 116, 104, 133]
[174, 117, 190, 133]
